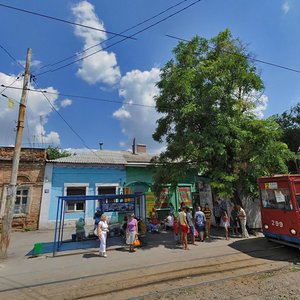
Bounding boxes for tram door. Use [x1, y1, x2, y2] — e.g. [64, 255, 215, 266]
[293, 181, 300, 209]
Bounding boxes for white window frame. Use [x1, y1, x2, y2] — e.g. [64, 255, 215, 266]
[96, 183, 119, 195]
[64, 183, 88, 213]
[14, 186, 31, 215]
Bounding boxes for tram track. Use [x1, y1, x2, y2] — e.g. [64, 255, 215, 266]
[1, 244, 298, 300]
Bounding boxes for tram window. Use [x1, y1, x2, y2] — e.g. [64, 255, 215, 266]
[296, 195, 300, 210]
[261, 189, 293, 210]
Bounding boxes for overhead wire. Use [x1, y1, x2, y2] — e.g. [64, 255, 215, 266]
[31, 77, 91, 149]
[0, 75, 22, 95]
[31, 78, 118, 157]
[0, 3, 136, 40]
[165, 34, 300, 75]
[38, 0, 191, 71]
[0, 43, 25, 69]
[0, 84, 156, 108]
[34, 0, 203, 77]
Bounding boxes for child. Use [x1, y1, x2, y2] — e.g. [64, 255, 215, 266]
[173, 217, 179, 244]
[222, 211, 230, 240]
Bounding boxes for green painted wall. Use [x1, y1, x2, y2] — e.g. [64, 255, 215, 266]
[126, 166, 153, 185]
[126, 166, 197, 218]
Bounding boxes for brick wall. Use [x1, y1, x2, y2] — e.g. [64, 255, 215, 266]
[0, 147, 46, 230]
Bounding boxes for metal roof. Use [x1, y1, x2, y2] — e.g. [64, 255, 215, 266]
[49, 150, 155, 165]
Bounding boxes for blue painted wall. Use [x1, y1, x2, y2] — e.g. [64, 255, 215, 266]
[49, 166, 126, 221]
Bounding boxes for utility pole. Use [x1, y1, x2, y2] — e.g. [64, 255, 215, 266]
[0, 48, 32, 258]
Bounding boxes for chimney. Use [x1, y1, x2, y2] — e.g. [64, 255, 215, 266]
[136, 144, 147, 154]
[99, 143, 103, 150]
[132, 138, 136, 154]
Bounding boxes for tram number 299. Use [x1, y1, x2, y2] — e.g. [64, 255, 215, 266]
[271, 220, 283, 228]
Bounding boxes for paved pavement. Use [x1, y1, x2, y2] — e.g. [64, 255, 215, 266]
[0, 228, 298, 299]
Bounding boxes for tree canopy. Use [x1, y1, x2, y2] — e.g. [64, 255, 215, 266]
[153, 29, 293, 200]
[274, 103, 300, 172]
[47, 146, 71, 160]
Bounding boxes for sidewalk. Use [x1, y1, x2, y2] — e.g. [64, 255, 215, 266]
[1, 228, 291, 298]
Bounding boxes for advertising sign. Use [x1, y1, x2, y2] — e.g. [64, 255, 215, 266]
[145, 192, 156, 217]
[157, 187, 169, 209]
[178, 186, 192, 207]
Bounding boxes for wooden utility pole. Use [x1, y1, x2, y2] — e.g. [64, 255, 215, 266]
[0, 48, 32, 258]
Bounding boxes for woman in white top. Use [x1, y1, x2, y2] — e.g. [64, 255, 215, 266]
[97, 214, 109, 257]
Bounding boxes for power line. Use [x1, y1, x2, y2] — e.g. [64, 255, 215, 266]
[31, 78, 91, 149]
[31, 78, 125, 159]
[1, 84, 157, 108]
[38, 0, 190, 71]
[0, 43, 25, 69]
[34, 0, 202, 77]
[0, 3, 136, 40]
[0, 75, 21, 95]
[165, 34, 300, 75]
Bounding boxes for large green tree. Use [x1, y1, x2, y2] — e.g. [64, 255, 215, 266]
[153, 29, 293, 200]
[47, 146, 71, 160]
[274, 103, 300, 172]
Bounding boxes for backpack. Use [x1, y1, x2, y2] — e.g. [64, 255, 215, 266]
[196, 212, 205, 226]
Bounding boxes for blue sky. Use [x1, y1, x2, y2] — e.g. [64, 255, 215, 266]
[0, 0, 299, 153]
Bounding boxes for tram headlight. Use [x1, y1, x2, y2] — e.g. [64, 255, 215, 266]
[290, 229, 297, 235]
[264, 224, 269, 230]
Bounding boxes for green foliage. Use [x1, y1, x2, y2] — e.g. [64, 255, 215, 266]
[153, 29, 293, 200]
[273, 103, 300, 173]
[47, 146, 71, 160]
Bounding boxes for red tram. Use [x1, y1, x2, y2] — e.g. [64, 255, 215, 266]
[258, 175, 300, 248]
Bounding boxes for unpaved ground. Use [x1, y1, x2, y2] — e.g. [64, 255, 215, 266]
[142, 266, 300, 300]
[1, 230, 300, 300]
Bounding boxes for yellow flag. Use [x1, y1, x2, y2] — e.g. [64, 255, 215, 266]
[7, 99, 14, 109]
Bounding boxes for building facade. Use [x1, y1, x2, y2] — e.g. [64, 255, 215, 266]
[0, 147, 46, 230]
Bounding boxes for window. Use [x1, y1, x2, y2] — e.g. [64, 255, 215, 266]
[98, 186, 116, 195]
[66, 187, 86, 212]
[14, 187, 29, 214]
[296, 194, 300, 210]
[261, 189, 293, 210]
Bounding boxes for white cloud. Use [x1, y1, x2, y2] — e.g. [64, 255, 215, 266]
[18, 59, 42, 70]
[113, 107, 131, 119]
[0, 72, 61, 147]
[60, 98, 72, 108]
[249, 93, 268, 119]
[113, 68, 164, 153]
[71, 1, 121, 86]
[282, 1, 290, 14]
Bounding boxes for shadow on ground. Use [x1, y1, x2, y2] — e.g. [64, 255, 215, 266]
[26, 227, 272, 258]
[229, 237, 300, 264]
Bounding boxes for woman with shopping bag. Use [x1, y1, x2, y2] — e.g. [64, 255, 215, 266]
[126, 213, 138, 253]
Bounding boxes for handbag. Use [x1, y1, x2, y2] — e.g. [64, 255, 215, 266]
[194, 228, 199, 237]
[133, 239, 141, 247]
[94, 228, 98, 236]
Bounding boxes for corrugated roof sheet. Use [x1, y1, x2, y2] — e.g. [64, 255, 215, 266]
[49, 150, 155, 165]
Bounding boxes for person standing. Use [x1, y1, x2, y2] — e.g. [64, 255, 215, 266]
[93, 209, 102, 229]
[222, 210, 230, 240]
[178, 207, 189, 250]
[126, 213, 139, 252]
[202, 203, 212, 238]
[97, 214, 109, 257]
[237, 205, 249, 238]
[213, 201, 221, 229]
[194, 205, 206, 242]
[220, 198, 228, 214]
[230, 204, 239, 235]
[186, 207, 197, 246]
[173, 217, 179, 244]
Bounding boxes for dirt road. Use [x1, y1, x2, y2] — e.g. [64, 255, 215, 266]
[1, 239, 299, 300]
